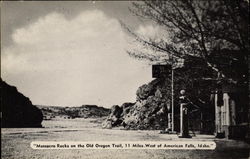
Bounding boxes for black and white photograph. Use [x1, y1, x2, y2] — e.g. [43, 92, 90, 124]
[1, 1, 250, 159]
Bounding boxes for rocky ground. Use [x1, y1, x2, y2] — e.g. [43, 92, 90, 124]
[2, 118, 249, 159]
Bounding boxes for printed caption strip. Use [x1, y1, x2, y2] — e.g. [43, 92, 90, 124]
[31, 141, 216, 150]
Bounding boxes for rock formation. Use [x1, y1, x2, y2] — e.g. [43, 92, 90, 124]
[102, 57, 218, 131]
[1, 79, 43, 128]
[37, 105, 110, 119]
[102, 78, 170, 130]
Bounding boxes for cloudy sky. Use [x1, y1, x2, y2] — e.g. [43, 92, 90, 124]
[1, 1, 161, 108]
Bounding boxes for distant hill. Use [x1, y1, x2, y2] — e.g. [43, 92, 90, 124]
[1, 79, 43, 128]
[36, 105, 110, 120]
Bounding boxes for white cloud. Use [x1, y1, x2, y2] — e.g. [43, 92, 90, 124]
[124, 24, 170, 64]
[137, 25, 161, 39]
[2, 10, 153, 107]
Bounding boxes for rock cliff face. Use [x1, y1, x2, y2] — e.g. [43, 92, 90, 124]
[102, 78, 170, 130]
[1, 79, 43, 128]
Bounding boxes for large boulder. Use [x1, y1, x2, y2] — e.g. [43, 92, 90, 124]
[103, 78, 170, 130]
[1, 79, 43, 128]
[136, 79, 159, 101]
[102, 105, 123, 128]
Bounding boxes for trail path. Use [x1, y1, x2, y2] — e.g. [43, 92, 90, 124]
[2, 118, 249, 159]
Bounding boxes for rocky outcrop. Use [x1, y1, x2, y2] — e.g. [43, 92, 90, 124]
[102, 78, 170, 130]
[102, 104, 126, 129]
[78, 105, 110, 118]
[102, 57, 219, 131]
[37, 105, 110, 119]
[1, 79, 43, 128]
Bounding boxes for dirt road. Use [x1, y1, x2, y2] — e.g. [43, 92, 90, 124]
[2, 118, 249, 159]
